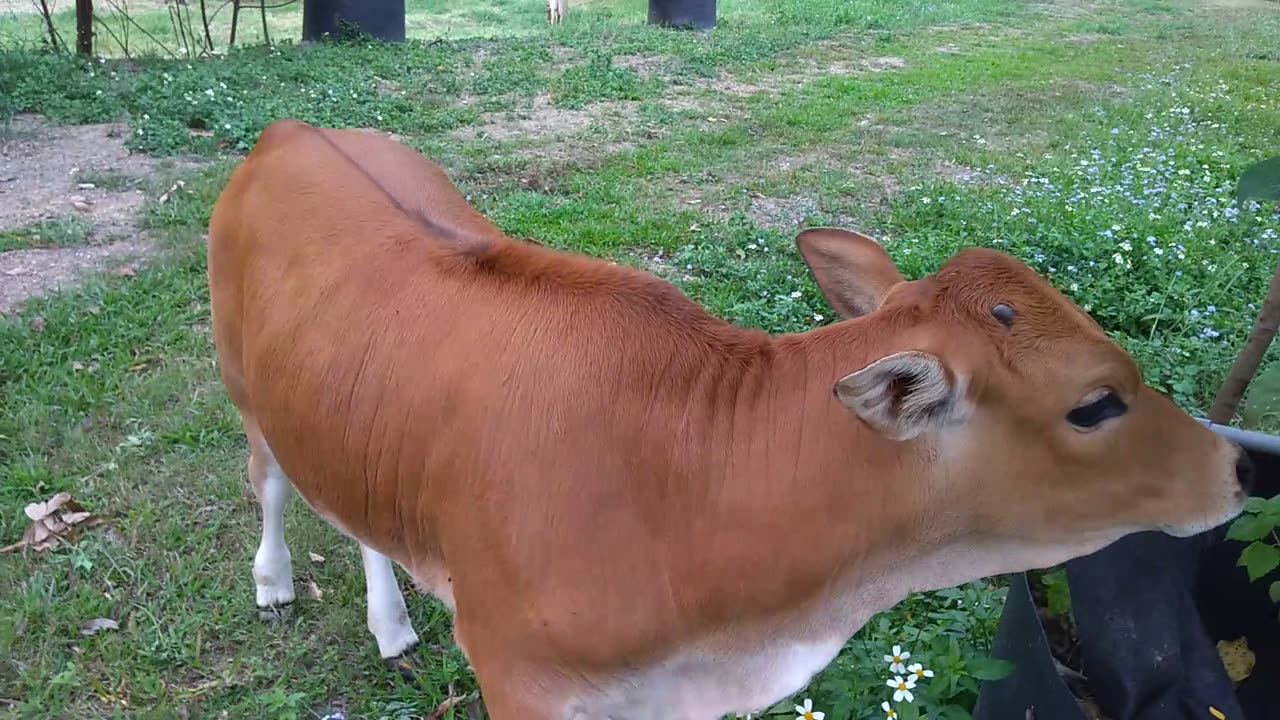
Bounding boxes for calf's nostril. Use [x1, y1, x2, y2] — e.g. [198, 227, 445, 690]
[1235, 450, 1256, 496]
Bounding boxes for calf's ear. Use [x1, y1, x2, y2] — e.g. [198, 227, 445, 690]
[795, 227, 905, 319]
[834, 351, 969, 440]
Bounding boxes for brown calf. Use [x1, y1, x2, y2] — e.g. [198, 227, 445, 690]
[207, 118, 1251, 720]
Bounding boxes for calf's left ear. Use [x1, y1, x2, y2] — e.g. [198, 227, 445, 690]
[835, 351, 969, 440]
[796, 227, 905, 319]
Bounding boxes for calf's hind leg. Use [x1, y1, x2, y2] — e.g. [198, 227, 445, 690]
[361, 543, 421, 664]
[243, 423, 421, 669]
[247, 434, 296, 609]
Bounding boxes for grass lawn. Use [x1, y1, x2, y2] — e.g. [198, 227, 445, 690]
[2, 0, 1280, 718]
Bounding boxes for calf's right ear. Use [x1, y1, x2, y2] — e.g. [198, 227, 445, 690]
[796, 227, 905, 319]
[834, 351, 969, 440]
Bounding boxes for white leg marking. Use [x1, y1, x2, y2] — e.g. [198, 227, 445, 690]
[253, 452, 296, 608]
[362, 543, 420, 659]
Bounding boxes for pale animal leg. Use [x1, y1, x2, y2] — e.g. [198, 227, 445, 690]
[361, 542, 421, 659]
[250, 445, 296, 608]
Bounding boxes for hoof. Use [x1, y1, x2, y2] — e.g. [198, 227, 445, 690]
[383, 642, 424, 681]
[256, 601, 295, 623]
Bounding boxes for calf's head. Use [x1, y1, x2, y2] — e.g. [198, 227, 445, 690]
[796, 227, 1250, 562]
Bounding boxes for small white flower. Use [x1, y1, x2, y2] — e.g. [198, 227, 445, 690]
[881, 701, 898, 719]
[884, 645, 911, 674]
[813, 314, 824, 322]
[790, 290, 802, 299]
[794, 698, 825, 720]
[907, 662, 934, 681]
[887, 675, 917, 703]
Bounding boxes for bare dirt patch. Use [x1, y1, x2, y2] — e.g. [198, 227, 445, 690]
[612, 53, 672, 81]
[0, 237, 153, 314]
[452, 95, 612, 142]
[446, 95, 664, 194]
[696, 56, 907, 98]
[449, 94, 655, 175]
[1, 115, 201, 237]
[0, 114, 205, 314]
[747, 194, 820, 230]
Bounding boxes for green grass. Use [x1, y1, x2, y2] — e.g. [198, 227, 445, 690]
[3, 0, 1280, 718]
[0, 215, 94, 251]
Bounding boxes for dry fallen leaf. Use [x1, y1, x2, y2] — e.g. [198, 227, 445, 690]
[30, 316, 47, 332]
[71, 199, 94, 213]
[113, 266, 137, 278]
[1, 492, 103, 553]
[427, 686, 480, 720]
[307, 580, 324, 601]
[80, 618, 119, 636]
[129, 352, 162, 373]
[157, 180, 187, 204]
[308, 552, 325, 564]
[1217, 636, 1255, 684]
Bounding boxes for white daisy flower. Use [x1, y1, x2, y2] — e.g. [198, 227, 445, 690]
[794, 698, 825, 720]
[907, 662, 934, 681]
[883, 645, 911, 674]
[886, 675, 917, 703]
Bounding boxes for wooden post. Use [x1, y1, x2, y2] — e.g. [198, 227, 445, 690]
[76, 0, 93, 56]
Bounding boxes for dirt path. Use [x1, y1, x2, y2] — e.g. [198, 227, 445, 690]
[0, 114, 204, 314]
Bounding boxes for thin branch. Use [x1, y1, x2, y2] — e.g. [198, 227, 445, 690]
[205, 0, 235, 23]
[91, 10, 128, 57]
[35, 0, 66, 51]
[1209, 261, 1280, 424]
[198, 0, 214, 52]
[100, 1, 181, 58]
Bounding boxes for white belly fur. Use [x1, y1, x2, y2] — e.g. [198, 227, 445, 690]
[563, 636, 847, 720]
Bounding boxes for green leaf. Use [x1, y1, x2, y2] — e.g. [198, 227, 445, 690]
[1238, 541, 1280, 581]
[1270, 580, 1280, 604]
[939, 705, 975, 720]
[1240, 362, 1280, 431]
[1237, 156, 1280, 203]
[966, 655, 1016, 681]
[1246, 496, 1268, 513]
[1038, 569, 1073, 617]
[1227, 513, 1278, 542]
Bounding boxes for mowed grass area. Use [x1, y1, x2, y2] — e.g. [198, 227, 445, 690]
[3, 0, 1280, 718]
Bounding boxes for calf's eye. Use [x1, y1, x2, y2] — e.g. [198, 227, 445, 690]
[1067, 390, 1127, 429]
